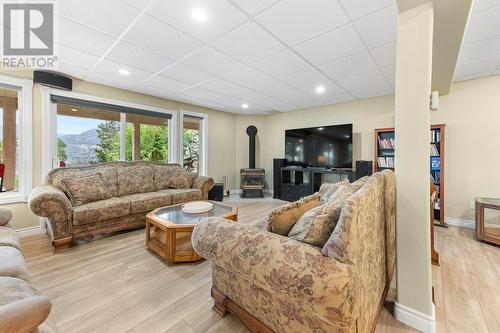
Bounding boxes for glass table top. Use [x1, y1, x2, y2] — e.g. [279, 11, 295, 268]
[153, 201, 234, 225]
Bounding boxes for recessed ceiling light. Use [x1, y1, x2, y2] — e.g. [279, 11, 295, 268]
[241, 103, 249, 109]
[318, 127, 324, 131]
[315, 85, 326, 94]
[118, 68, 130, 76]
[71, 108, 78, 112]
[191, 8, 208, 22]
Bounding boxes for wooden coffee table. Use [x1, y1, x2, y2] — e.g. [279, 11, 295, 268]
[145, 201, 237, 263]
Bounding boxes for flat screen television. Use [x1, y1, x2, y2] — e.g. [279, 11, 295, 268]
[285, 124, 353, 168]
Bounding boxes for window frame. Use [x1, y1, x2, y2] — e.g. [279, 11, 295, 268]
[41, 88, 178, 179]
[0, 74, 33, 204]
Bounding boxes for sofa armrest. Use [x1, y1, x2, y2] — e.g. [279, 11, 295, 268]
[191, 176, 214, 199]
[192, 218, 354, 328]
[28, 185, 72, 239]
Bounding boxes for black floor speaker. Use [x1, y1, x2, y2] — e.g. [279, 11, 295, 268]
[208, 183, 224, 202]
[355, 160, 373, 180]
[273, 158, 287, 199]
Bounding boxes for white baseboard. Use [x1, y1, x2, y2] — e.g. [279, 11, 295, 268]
[445, 217, 474, 229]
[15, 226, 44, 237]
[395, 302, 436, 333]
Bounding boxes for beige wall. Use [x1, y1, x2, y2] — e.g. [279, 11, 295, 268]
[0, 71, 237, 230]
[234, 75, 500, 225]
[2, 70, 499, 230]
[433, 75, 500, 221]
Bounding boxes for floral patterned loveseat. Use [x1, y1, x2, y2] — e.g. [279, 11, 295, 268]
[192, 170, 395, 333]
[29, 161, 213, 252]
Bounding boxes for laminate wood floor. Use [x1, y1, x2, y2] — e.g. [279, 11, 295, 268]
[20, 200, 499, 333]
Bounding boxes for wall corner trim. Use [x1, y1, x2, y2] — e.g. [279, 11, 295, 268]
[395, 302, 436, 333]
[445, 217, 474, 229]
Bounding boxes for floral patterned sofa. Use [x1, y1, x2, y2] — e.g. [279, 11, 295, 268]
[29, 161, 213, 252]
[192, 170, 395, 333]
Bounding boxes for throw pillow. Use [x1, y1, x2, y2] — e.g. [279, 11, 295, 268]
[61, 173, 111, 206]
[321, 175, 372, 261]
[153, 164, 184, 191]
[319, 179, 349, 204]
[288, 184, 361, 247]
[268, 193, 320, 236]
[166, 168, 198, 189]
[117, 164, 155, 196]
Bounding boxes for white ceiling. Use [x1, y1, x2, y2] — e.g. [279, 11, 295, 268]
[18, 0, 500, 114]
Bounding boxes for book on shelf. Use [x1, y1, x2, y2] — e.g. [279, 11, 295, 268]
[430, 144, 440, 156]
[378, 137, 395, 149]
[377, 156, 395, 168]
[431, 129, 441, 143]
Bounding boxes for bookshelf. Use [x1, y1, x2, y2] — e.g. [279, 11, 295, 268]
[374, 125, 446, 225]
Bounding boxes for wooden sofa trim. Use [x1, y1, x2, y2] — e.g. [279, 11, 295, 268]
[211, 287, 274, 333]
[212, 272, 394, 333]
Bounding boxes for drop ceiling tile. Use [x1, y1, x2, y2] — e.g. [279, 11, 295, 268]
[353, 5, 397, 48]
[458, 35, 500, 64]
[294, 24, 366, 65]
[319, 51, 378, 80]
[255, 0, 349, 46]
[85, 72, 134, 91]
[106, 41, 173, 74]
[58, 63, 89, 79]
[380, 64, 395, 88]
[454, 70, 495, 82]
[93, 59, 154, 82]
[147, 0, 247, 42]
[370, 42, 396, 67]
[253, 50, 310, 78]
[454, 56, 500, 81]
[464, 6, 500, 43]
[159, 63, 214, 86]
[58, 18, 115, 56]
[124, 14, 203, 61]
[222, 65, 308, 104]
[58, 0, 139, 36]
[199, 78, 278, 105]
[144, 75, 191, 91]
[58, 45, 100, 70]
[471, 0, 500, 13]
[339, 0, 395, 20]
[337, 68, 393, 99]
[279, 67, 335, 94]
[230, 0, 280, 16]
[182, 47, 246, 76]
[122, 0, 151, 10]
[213, 21, 285, 64]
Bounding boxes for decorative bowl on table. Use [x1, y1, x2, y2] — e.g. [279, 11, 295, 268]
[182, 201, 213, 214]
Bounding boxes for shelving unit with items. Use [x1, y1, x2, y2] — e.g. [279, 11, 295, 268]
[374, 125, 446, 225]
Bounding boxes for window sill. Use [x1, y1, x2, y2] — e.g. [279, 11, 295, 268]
[0, 193, 28, 205]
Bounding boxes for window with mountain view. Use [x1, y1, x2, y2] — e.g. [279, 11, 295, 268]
[125, 113, 169, 162]
[56, 104, 171, 167]
[56, 105, 121, 167]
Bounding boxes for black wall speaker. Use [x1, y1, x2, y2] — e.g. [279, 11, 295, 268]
[208, 183, 224, 202]
[273, 158, 287, 199]
[356, 160, 373, 180]
[33, 71, 73, 91]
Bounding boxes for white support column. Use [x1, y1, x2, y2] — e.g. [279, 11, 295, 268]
[394, 2, 436, 333]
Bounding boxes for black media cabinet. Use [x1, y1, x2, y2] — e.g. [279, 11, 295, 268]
[279, 167, 355, 202]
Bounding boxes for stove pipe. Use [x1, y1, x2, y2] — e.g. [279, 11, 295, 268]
[246, 125, 258, 169]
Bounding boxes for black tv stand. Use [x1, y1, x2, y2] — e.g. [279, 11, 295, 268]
[279, 166, 355, 202]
